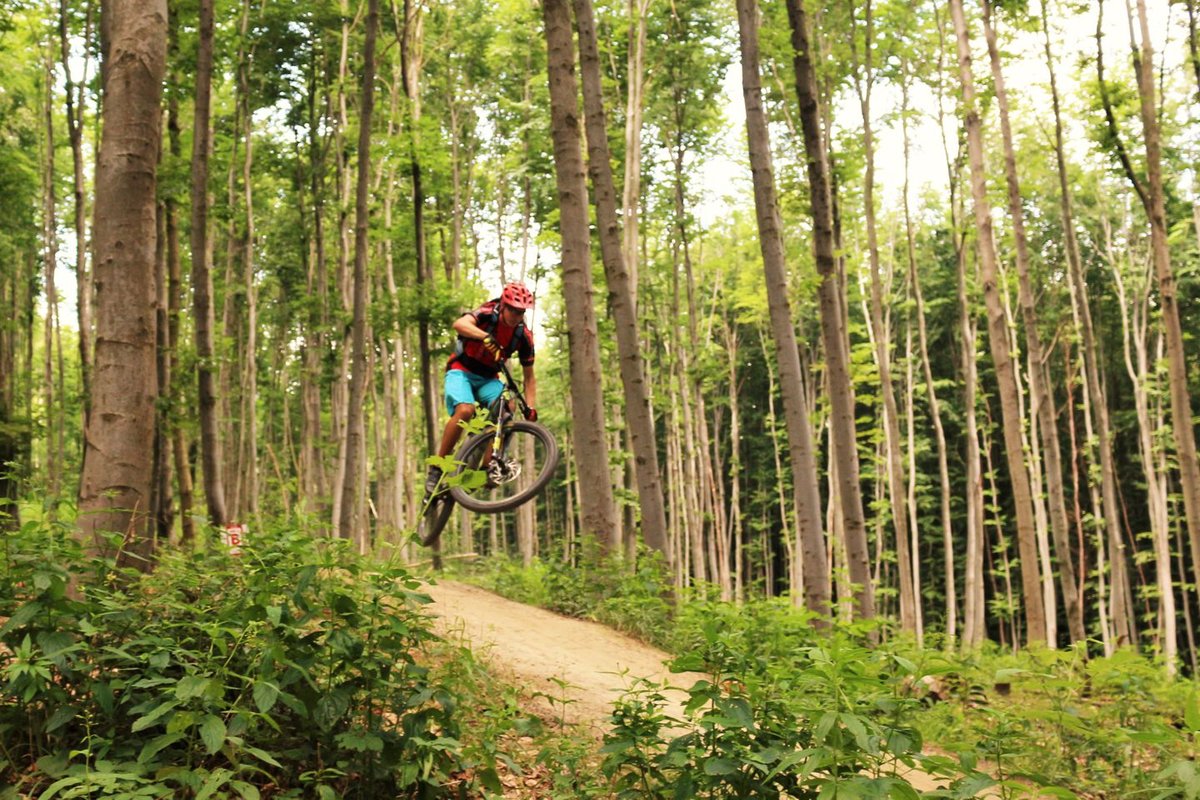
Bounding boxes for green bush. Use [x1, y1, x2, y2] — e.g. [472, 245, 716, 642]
[0, 520, 470, 798]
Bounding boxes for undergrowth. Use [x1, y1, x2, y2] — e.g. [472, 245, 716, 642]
[456, 552, 1200, 799]
[0, 518, 533, 799]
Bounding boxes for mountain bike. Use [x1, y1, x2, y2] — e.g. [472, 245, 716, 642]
[418, 362, 560, 547]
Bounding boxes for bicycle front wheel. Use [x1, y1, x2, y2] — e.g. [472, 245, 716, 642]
[449, 421, 560, 513]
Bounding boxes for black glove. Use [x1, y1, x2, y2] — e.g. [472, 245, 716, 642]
[524, 407, 538, 422]
[481, 335, 502, 360]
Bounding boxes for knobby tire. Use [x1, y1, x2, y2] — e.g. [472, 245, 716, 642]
[418, 491, 454, 546]
[449, 421, 559, 513]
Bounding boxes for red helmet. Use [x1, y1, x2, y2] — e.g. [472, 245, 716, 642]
[500, 281, 535, 309]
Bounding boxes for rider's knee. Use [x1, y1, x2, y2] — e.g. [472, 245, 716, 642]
[453, 403, 475, 420]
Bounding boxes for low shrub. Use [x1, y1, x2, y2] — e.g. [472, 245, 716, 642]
[0, 519, 471, 798]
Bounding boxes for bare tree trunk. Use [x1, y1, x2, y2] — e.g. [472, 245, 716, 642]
[785, 0, 872, 619]
[164, 37, 195, 545]
[902, 65, 955, 642]
[981, 0, 1080, 645]
[623, 0, 650, 309]
[79, 0, 166, 568]
[237, 4, 259, 522]
[542, 0, 618, 549]
[852, 0, 914, 630]
[338, 0, 378, 550]
[1113, 240, 1176, 670]
[948, 0, 1046, 644]
[190, 0, 227, 528]
[58, 0, 93, 430]
[724, 320, 745, 602]
[41, 50, 62, 502]
[572, 0, 670, 560]
[397, 0, 435, 459]
[1131, 0, 1200, 631]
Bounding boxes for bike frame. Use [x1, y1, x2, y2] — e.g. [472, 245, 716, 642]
[486, 362, 531, 459]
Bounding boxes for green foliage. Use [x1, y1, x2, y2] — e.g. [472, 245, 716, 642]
[0, 520, 474, 798]
[602, 607, 932, 798]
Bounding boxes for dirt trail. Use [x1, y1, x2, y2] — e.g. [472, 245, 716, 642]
[421, 579, 952, 794]
[421, 579, 698, 734]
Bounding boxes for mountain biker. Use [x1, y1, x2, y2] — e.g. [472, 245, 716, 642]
[425, 281, 538, 496]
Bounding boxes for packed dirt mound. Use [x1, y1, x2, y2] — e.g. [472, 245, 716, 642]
[421, 579, 697, 734]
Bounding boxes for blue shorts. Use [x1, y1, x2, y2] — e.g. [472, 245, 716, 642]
[445, 369, 504, 417]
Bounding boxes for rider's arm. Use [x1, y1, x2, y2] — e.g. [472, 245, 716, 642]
[453, 313, 490, 341]
[523, 364, 537, 408]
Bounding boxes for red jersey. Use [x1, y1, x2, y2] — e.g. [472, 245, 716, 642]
[447, 300, 535, 378]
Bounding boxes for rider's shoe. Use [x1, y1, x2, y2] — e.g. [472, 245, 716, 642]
[424, 466, 444, 496]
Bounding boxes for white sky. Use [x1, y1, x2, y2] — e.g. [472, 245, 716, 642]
[697, 0, 1190, 224]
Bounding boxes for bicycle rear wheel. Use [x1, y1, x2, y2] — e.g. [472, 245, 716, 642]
[417, 491, 455, 546]
[449, 421, 559, 513]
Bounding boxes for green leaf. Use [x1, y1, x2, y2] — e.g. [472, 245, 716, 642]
[316, 786, 337, 800]
[131, 699, 179, 732]
[335, 731, 384, 752]
[195, 768, 234, 800]
[230, 780, 261, 800]
[175, 675, 210, 701]
[815, 711, 837, 743]
[138, 732, 186, 764]
[44, 706, 77, 733]
[199, 714, 227, 755]
[253, 681, 280, 714]
[476, 767, 503, 793]
[0, 601, 43, 635]
[703, 757, 736, 776]
[1184, 693, 1200, 734]
[242, 745, 283, 768]
[887, 779, 922, 800]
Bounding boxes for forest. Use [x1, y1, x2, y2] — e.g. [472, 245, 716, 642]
[1, 0, 1200, 793]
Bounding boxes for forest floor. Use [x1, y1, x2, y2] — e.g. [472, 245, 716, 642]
[421, 579, 955, 796]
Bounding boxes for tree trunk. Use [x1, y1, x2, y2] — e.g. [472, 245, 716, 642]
[78, 0, 167, 568]
[1113, 238, 1175, 669]
[338, 0, 377, 549]
[948, 0, 1046, 644]
[164, 35, 195, 545]
[784, 0, 872, 619]
[190, 0, 227, 528]
[58, 0, 93, 431]
[399, 0, 436, 457]
[236, 4, 259, 523]
[542, 0, 618, 549]
[571, 0, 670, 560]
[903, 64, 955, 642]
[41, 50, 62, 502]
[853, 0, 914, 631]
[623, 0, 650, 309]
[1131, 0, 1200, 635]
[981, 0, 1081, 645]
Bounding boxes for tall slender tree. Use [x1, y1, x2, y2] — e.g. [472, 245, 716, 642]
[735, 0, 829, 617]
[190, 0, 227, 528]
[571, 0, 669, 560]
[541, 0, 619, 549]
[980, 0, 1082, 645]
[1130, 0, 1200, 628]
[948, 0, 1046, 644]
[339, 0, 378, 547]
[785, 0, 874, 619]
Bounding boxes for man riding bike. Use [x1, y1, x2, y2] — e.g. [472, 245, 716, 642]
[425, 281, 539, 496]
